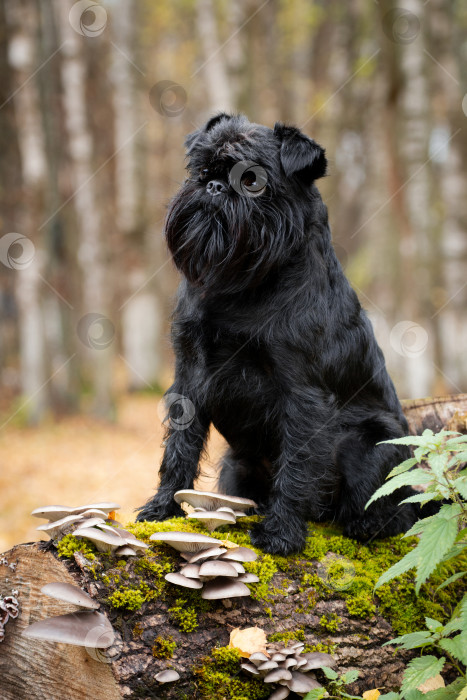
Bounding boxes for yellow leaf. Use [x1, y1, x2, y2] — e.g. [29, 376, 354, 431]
[108, 511, 119, 522]
[363, 691, 380, 700]
[229, 627, 267, 658]
[418, 675, 445, 693]
[220, 539, 239, 549]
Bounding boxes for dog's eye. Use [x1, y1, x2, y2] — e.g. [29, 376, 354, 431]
[199, 168, 210, 181]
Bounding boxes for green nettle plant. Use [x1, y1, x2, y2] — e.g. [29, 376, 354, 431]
[365, 429, 467, 700]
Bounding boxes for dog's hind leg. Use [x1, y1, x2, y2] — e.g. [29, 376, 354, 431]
[335, 427, 419, 542]
[218, 448, 272, 513]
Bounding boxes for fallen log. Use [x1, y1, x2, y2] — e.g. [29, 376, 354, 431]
[0, 394, 465, 700]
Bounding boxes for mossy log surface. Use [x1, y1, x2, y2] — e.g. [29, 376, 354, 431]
[1, 394, 465, 700]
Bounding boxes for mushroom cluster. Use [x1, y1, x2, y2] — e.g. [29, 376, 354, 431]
[241, 641, 336, 699]
[22, 581, 115, 651]
[150, 531, 259, 599]
[32, 502, 148, 557]
[174, 489, 257, 531]
[0, 592, 19, 643]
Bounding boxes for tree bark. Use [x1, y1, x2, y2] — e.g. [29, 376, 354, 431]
[1, 394, 465, 699]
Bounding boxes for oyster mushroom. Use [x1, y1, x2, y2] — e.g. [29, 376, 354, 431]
[285, 671, 322, 694]
[22, 611, 114, 648]
[218, 547, 258, 563]
[114, 545, 137, 557]
[179, 563, 201, 579]
[73, 526, 125, 553]
[186, 546, 227, 563]
[149, 531, 222, 553]
[36, 514, 87, 539]
[238, 573, 259, 583]
[155, 669, 180, 683]
[268, 687, 290, 700]
[187, 510, 236, 531]
[301, 651, 336, 672]
[264, 668, 292, 684]
[174, 489, 257, 512]
[198, 560, 239, 580]
[201, 577, 250, 600]
[165, 572, 203, 589]
[41, 583, 99, 610]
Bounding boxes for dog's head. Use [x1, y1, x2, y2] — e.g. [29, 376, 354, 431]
[165, 113, 327, 293]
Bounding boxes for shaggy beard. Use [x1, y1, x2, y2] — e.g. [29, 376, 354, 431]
[165, 183, 304, 294]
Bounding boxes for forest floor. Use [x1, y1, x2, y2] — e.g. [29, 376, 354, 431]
[0, 394, 225, 553]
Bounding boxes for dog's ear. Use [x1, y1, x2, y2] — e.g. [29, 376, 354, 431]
[274, 123, 327, 184]
[185, 113, 234, 154]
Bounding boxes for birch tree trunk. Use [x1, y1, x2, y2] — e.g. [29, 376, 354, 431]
[55, 0, 113, 418]
[195, 0, 234, 113]
[6, 0, 48, 423]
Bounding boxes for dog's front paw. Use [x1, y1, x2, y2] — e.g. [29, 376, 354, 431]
[250, 520, 306, 556]
[136, 493, 184, 522]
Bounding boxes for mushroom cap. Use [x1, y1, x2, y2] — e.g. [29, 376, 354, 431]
[237, 573, 259, 584]
[31, 503, 120, 521]
[36, 514, 86, 538]
[165, 572, 203, 589]
[179, 563, 201, 579]
[187, 510, 236, 531]
[218, 547, 258, 563]
[258, 660, 279, 672]
[229, 562, 246, 574]
[285, 671, 322, 694]
[114, 545, 137, 557]
[74, 526, 124, 553]
[264, 668, 292, 683]
[198, 560, 238, 580]
[155, 669, 180, 683]
[267, 687, 290, 700]
[41, 582, 99, 610]
[301, 651, 336, 670]
[174, 489, 257, 512]
[241, 662, 260, 675]
[186, 546, 227, 563]
[149, 531, 222, 553]
[22, 611, 114, 648]
[201, 577, 251, 600]
[249, 652, 270, 665]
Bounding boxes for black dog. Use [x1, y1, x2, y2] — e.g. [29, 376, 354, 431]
[137, 113, 420, 555]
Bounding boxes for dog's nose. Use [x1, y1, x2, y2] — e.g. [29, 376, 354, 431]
[206, 180, 227, 196]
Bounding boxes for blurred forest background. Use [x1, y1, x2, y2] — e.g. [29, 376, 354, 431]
[0, 0, 466, 549]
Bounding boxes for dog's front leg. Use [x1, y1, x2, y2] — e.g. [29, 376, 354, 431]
[250, 404, 314, 555]
[136, 386, 210, 522]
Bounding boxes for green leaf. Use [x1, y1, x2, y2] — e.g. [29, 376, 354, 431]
[378, 434, 434, 447]
[378, 694, 400, 700]
[445, 435, 467, 448]
[341, 670, 359, 684]
[414, 511, 460, 593]
[459, 593, 467, 658]
[439, 634, 467, 665]
[321, 666, 338, 680]
[303, 689, 326, 700]
[383, 631, 432, 649]
[457, 683, 467, 700]
[375, 547, 419, 589]
[427, 452, 449, 478]
[366, 469, 433, 508]
[400, 491, 437, 506]
[400, 656, 445, 697]
[403, 514, 435, 538]
[424, 617, 443, 632]
[435, 570, 467, 592]
[422, 679, 466, 700]
[451, 477, 467, 500]
[388, 457, 419, 478]
[443, 615, 462, 635]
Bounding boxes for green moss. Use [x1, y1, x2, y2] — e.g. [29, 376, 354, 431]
[194, 646, 269, 700]
[269, 628, 305, 644]
[152, 635, 177, 659]
[107, 587, 146, 611]
[245, 554, 278, 600]
[168, 597, 198, 633]
[319, 613, 341, 632]
[56, 534, 96, 560]
[345, 593, 376, 618]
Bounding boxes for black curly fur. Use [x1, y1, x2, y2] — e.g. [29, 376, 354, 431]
[137, 114, 427, 554]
